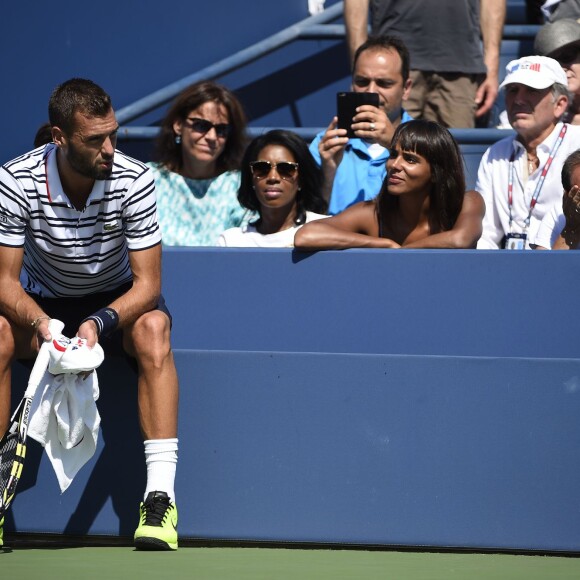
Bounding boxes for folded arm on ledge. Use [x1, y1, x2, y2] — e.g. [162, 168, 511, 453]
[294, 190, 484, 251]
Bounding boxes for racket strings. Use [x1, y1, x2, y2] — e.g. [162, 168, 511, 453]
[0, 432, 19, 501]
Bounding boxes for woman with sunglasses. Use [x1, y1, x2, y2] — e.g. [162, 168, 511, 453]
[148, 80, 253, 245]
[294, 120, 484, 250]
[217, 130, 328, 247]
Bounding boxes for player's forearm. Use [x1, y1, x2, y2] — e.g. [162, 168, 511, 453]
[344, 0, 370, 66]
[0, 281, 48, 329]
[0, 246, 46, 328]
[107, 245, 162, 327]
[108, 280, 161, 328]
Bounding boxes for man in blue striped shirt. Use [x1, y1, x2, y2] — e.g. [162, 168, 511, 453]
[0, 78, 179, 551]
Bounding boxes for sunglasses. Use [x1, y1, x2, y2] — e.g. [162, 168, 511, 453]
[184, 117, 230, 138]
[249, 160, 299, 181]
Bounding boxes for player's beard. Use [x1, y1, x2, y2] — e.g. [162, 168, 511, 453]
[66, 142, 114, 181]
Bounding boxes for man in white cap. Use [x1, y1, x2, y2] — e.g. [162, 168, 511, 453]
[534, 18, 580, 124]
[476, 55, 580, 249]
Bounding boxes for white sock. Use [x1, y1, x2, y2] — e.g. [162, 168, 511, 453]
[144, 438, 178, 503]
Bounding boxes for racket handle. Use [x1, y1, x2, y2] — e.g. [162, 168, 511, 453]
[48, 318, 65, 336]
[23, 342, 50, 397]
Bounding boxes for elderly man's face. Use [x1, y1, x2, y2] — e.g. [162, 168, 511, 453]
[505, 83, 567, 141]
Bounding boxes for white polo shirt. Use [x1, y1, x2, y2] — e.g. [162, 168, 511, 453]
[0, 143, 161, 298]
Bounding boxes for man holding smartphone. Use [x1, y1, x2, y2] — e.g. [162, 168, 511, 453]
[309, 35, 412, 215]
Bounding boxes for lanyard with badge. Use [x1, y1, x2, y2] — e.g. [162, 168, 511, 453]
[505, 124, 567, 250]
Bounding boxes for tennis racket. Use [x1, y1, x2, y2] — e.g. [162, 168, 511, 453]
[0, 338, 52, 518]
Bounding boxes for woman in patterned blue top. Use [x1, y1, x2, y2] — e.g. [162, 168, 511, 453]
[148, 81, 253, 246]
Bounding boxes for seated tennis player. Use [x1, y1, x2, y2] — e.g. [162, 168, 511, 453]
[0, 78, 179, 551]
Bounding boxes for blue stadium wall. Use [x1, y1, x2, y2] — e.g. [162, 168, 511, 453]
[1, 0, 347, 165]
[1, 0, 532, 167]
[6, 248, 580, 552]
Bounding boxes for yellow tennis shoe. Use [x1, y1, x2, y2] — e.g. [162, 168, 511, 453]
[134, 491, 178, 551]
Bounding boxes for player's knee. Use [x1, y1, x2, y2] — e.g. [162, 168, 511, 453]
[0, 315, 12, 333]
[0, 316, 16, 362]
[131, 311, 171, 355]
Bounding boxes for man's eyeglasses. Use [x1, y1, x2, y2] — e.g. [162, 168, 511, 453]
[249, 160, 299, 181]
[184, 117, 230, 139]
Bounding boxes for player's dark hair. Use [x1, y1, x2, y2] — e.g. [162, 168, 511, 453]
[48, 78, 112, 135]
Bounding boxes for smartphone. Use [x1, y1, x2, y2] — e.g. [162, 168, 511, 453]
[337, 91, 380, 138]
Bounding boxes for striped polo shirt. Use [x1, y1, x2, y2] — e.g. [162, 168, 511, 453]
[0, 143, 161, 298]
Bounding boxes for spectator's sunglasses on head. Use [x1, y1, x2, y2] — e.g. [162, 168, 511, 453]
[249, 160, 299, 181]
[552, 44, 580, 66]
[184, 117, 230, 138]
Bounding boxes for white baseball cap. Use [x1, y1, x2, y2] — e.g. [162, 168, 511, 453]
[499, 55, 568, 90]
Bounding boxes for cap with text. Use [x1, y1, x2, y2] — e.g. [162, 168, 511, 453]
[499, 56, 568, 90]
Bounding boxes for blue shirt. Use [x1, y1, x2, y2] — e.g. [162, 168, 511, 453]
[309, 110, 413, 215]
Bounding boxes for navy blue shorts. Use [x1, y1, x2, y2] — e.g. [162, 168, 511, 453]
[27, 283, 172, 357]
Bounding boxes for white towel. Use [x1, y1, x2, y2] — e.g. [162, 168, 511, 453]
[28, 320, 104, 493]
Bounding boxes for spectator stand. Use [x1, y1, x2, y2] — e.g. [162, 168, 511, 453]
[116, 1, 535, 188]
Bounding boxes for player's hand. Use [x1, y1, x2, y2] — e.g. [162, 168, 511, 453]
[351, 105, 394, 147]
[318, 117, 348, 171]
[77, 319, 99, 348]
[35, 318, 52, 351]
